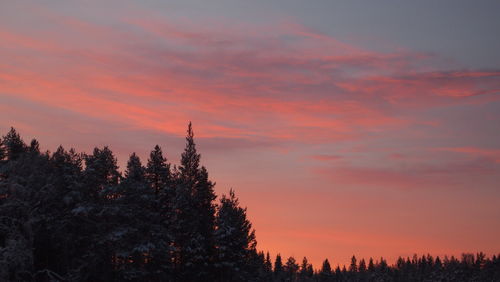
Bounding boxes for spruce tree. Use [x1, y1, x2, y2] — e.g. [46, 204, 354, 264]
[79, 146, 121, 281]
[265, 252, 273, 273]
[0, 128, 50, 280]
[146, 145, 171, 196]
[2, 127, 27, 161]
[349, 255, 358, 272]
[107, 153, 166, 281]
[28, 139, 40, 155]
[284, 256, 299, 281]
[274, 254, 284, 281]
[215, 189, 256, 281]
[145, 145, 173, 280]
[35, 146, 83, 279]
[319, 259, 332, 281]
[299, 257, 314, 281]
[173, 122, 217, 281]
[262, 252, 273, 281]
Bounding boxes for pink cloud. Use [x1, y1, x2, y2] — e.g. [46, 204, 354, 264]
[438, 147, 500, 163]
[310, 154, 343, 161]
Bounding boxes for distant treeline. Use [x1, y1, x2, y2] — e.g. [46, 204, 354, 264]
[0, 125, 498, 282]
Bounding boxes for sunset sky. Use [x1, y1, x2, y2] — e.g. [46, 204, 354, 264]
[1, 0, 499, 267]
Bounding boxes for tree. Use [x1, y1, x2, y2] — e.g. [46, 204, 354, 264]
[112, 154, 146, 279]
[264, 252, 273, 274]
[28, 139, 40, 155]
[145, 146, 174, 280]
[34, 146, 83, 279]
[146, 145, 171, 196]
[284, 256, 299, 281]
[215, 189, 256, 281]
[78, 146, 121, 281]
[299, 257, 314, 281]
[349, 255, 358, 273]
[368, 257, 375, 272]
[2, 127, 27, 161]
[83, 146, 120, 200]
[259, 252, 273, 281]
[173, 122, 217, 281]
[274, 254, 284, 281]
[359, 258, 367, 272]
[319, 259, 332, 281]
[0, 130, 54, 281]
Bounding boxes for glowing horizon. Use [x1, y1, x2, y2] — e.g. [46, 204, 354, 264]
[1, 1, 499, 268]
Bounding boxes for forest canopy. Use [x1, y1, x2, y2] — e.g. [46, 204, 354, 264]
[0, 125, 498, 282]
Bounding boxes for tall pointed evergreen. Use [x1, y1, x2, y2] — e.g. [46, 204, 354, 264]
[146, 145, 171, 196]
[284, 256, 299, 281]
[2, 127, 27, 161]
[299, 257, 314, 281]
[173, 122, 217, 280]
[274, 254, 284, 281]
[319, 259, 333, 281]
[215, 189, 257, 281]
[145, 145, 173, 279]
[108, 153, 165, 281]
[79, 146, 121, 281]
[83, 146, 120, 200]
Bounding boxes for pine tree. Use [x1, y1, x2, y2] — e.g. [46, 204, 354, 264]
[215, 189, 256, 281]
[349, 255, 358, 272]
[358, 258, 367, 281]
[79, 146, 121, 281]
[319, 259, 332, 281]
[299, 257, 314, 281]
[146, 145, 171, 196]
[173, 122, 217, 281]
[284, 256, 299, 281]
[359, 258, 367, 272]
[0, 129, 51, 280]
[274, 254, 284, 281]
[2, 127, 27, 161]
[264, 252, 273, 274]
[368, 257, 375, 272]
[34, 146, 83, 279]
[145, 145, 173, 280]
[28, 139, 40, 155]
[335, 266, 342, 280]
[106, 153, 168, 281]
[83, 146, 120, 200]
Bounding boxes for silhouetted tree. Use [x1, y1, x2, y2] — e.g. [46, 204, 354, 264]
[145, 146, 174, 280]
[274, 254, 284, 281]
[146, 145, 171, 196]
[173, 122, 217, 281]
[79, 146, 121, 281]
[2, 127, 26, 161]
[299, 257, 314, 281]
[284, 256, 299, 281]
[319, 259, 332, 281]
[215, 189, 256, 281]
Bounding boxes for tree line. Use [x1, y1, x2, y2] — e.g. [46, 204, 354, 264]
[0, 125, 498, 281]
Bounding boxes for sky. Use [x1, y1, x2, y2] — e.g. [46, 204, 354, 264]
[1, 0, 500, 268]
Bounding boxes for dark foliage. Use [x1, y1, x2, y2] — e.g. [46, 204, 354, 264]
[0, 126, 498, 281]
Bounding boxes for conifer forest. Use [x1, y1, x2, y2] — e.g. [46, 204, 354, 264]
[0, 125, 499, 282]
